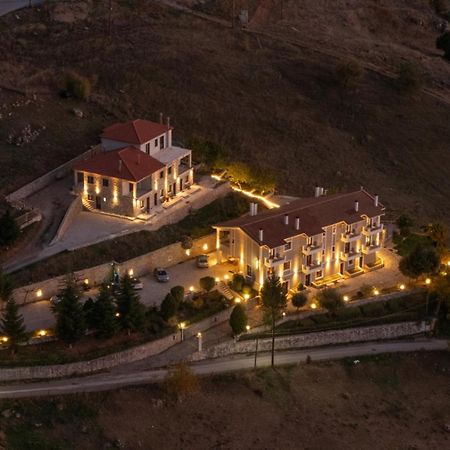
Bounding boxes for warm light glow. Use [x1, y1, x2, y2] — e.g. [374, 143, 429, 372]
[246, 325, 250, 331]
[343, 295, 349, 302]
[282, 312, 286, 317]
[115, 312, 120, 317]
[1, 336, 8, 343]
[211, 174, 222, 181]
[215, 277, 220, 282]
[224, 274, 229, 280]
[243, 293, 250, 300]
[234, 298, 241, 303]
[202, 243, 208, 251]
[38, 329, 47, 337]
[36, 289, 43, 298]
[128, 268, 134, 276]
[189, 286, 194, 292]
[197, 332, 202, 338]
[185, 249, 191, 256]
[374, 289, 379, 296]
[95, 186, 100, 195]
[84, 278, 89, 285]
[447, 261, 450, 267]
[399, 284, 405, 290]
[179, 322, 186, 329]
[425, 278, 431, 285]
[311, 303, 317, 309]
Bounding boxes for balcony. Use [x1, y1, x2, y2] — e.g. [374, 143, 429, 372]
[178, 163, 191, 177]
[339, 250, 361, 262]
[361, 244, 381, 255]
[362, 223, 383, 236]
[302, 242, 322, 256]
[264, 254, 285, 267]
[340, 231, 361, 243]
[302, 261, 323, 274]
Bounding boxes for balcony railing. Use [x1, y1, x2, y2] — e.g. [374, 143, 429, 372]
[340, 231, 361, 243]
[362, 224, 383, 236]
[302, 243, 322, 255]
[178, 164, 191, 176]
[264, 255, 285, 267]
[302, 261, 323, 274]
[340, 250, 361, 262]
[361, 244, 381, 254]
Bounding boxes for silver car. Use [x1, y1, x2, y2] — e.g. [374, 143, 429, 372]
[153, 268, 170, 283]
[196, 254, 209, 268]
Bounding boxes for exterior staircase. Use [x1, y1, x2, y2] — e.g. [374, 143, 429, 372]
[216, 281, 237, 301]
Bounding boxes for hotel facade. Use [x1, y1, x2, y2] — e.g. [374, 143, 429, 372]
[214, 189, 385, 291]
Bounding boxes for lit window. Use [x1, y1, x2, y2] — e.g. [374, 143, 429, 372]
[283, 261, 291, 272]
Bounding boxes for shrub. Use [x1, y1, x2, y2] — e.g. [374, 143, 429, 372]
[160, 293, 178, 321]
[387, 298, 404, 313]
[231, 273, 245, 292]
[311, 314, 331, 325]
[64, 71, 91, 100]
[229, 304, 248, 335]
[396, 63, 422, 95]
[291, 292, 308, 311]
[399, 244, 440, 279]
[336, 59, 363, 89]
[170, 286, 185, 305]
[336, 307, 362, 320]
[362, 302, 387, 317]
[316, 288, 344, 315]
[165, 364, 199, 401]
[200, 276, 216, 293]
[297, 283, 306, 291]
[358, 284, 375, 298]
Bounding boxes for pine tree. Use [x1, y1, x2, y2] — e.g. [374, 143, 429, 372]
[229, 304, 247, 336]
[0, 297, 28, 351]
[93, 284, 118, 339]
[0, 267, 13, 303]
[116, 274, 145, 334]
[53, 279, 86, 345]
[160, 293, 178, 321]
[0, 210, 20, 247]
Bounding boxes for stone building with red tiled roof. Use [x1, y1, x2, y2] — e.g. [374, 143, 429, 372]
[214, 189, 386, 290]
[73, 117, 193, 218]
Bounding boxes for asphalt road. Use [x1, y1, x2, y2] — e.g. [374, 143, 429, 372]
[0, 339, 447, 398]
[0, 0, 41, 16]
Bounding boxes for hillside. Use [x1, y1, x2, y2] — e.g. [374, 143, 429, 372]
[0, 352, 449, 449]
[0, 0, 449, 224]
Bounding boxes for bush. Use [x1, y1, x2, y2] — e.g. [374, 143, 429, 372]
[336, 59, 363, 89]
[200, 276, 216, 293]
[386, 298, 404, 313]
[291, 292, 308, 310]
[64, 71, 91, 100]
[358, 284, 375, 298]
[231, 273, 245, 292]
[396, 63, 422, 95]
[160, 293, 178, 321]
[165, 364, 199, 401]
[311, 314, 331, 325]
[335, 307, 362, 320]
[316, 288, 344, 315]
[362, 302, 387, 317]
[229, 304, 248, 335]
[170, 286, 185, 305]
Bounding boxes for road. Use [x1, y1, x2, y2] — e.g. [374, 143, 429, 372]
[0, 0, 41, 17]
[0, 339, 447, 398]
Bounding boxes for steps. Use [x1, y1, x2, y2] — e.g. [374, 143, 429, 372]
[216, 281, 237, 301]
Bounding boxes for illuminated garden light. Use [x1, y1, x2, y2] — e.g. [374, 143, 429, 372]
[311, 303, 317, 309]
[343, 295, 349, 302]
[399, 284, 405, 290]
[425, 278, 431, 285]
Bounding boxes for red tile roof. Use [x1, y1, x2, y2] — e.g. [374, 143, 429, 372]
[74, 147, 165, 182]
[101, 119, 172, 145]
[216, 190, 385, 248]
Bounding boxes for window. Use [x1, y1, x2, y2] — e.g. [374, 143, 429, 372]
[349, 259, 353, 266]
[316, 270, 323, 279]
[160, 135, 165, 149]
[159, 171, 164, 179]
[102, 178, 109, 187]
[306, 255, 312, 266]
[283, 261, 291, 272]
[77, 172, 83, 183]
[160, 189, 164, 197]
[145, 143, 150, 154]
[322, 249, 325, 256]
[154, 139, 158, 147]
[246, 265, 252, 277]
[344, 243, 350, 253]
[332, 225, 336, 234]
[168, 184, 172, 193]
[332, 246, 335, 252]
[346, 224, 351, 233]
[168, 166, 172, 175]
[87, 176, 94, 184]
[282, 281, 289, 293]
[87, 194, 93, 201]
[307, 236, 313, 246]
[140, 200, 144, 208]
[284, 241, 292, 251]
[129, 183, 133, 193]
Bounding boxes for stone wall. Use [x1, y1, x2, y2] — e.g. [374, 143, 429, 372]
[49, 195, 82, 245]
[190, 321, 431, 361]
[10, 234, 216, 306]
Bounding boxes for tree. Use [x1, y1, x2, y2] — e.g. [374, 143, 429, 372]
[92, 284, 117, 339]
[199, 276, 216, 293]
[82, 297, 96, 330]
[170, 286, 185, 305]
[0, 268, 13, 304]
[0, 210, 20, 247]
[229, 304, 248, 335]
[436, 31, 450, 60]
[336, 59, 363, 89]
[53, 279, 86, 345]
[260, 275, 287, 367]
[116, 274, 146, 334]
[316, 288, 344, 315]
[160, 292, 178, 321]
[396, 63, 422, 95]
[291, 292, 308, 311]
[396, 214, 414, 237]
[64, 71, 91, 100]
[399, 245, 440, 279]
[0, 297, 27, 352]
[423, 222, 448, 255]
[230, 273, 245, 292]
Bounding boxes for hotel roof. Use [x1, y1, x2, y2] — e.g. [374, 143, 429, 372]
[101, 119, 172, 145]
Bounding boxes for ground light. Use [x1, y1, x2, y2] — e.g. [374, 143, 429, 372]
[215, 277, 220, 282]
[243, 293, 250, 300]
[373, 289, 380, 296]
[343, 295, 349, 302]
[234, 298, 241, 304]
[425, 278, 431, 285]
[399, 284, 405, 290]
[310, 303, 317, 309]
[189, 286, 195, 292]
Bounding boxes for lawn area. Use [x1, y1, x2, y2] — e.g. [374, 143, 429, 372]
[10, 193, 249, 287]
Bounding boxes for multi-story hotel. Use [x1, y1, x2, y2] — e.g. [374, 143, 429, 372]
[73, 118, 193, 218]
[215, 189, 385, 290]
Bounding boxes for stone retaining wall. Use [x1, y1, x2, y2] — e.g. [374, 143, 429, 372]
[49, 195, 82, 245]
[190, 321, 431, 361]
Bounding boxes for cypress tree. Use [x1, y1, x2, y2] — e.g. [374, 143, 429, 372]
[116, 274, 145, 334]
[93, 284, 118, 339]
[229, 304, 248, 336]
[0, 297, 28, 351]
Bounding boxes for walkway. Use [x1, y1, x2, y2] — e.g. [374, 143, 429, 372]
[0, 339, 446, 398]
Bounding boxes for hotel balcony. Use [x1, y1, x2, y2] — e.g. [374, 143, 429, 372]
[339, 250, 361, 262]
[362, 224, 383, 236]
[340, 231, 361, 243]
[302, 243, 322, 256]
[264, 255, 286, 268]
[302, 261, 323, 274]
[178, 163, 192, 177]
[361, 244, 381, 255]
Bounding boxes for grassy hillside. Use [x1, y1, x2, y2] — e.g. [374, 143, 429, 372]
[0, 0, 449, 224]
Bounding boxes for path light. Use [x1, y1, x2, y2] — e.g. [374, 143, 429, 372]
[128, 268, 134, 276]
[399, 284, 405, 290]
[84, 278, 89, 286]
[202, 243, 208, 251]
[243, 293, 250, 300]
[1, 337, 8, 343]
[311, 303, 317, 309]
[246, 325, 251, 331]
[215, 277, 220, 283]
[38, 329, 47, 337]
[373, 289, 380, 296]
[425, 278, 431, 285]
[447, 261, 450, 267]
[36, 289, 43, 298]
[185, 249, 191, 256]
[189, 286, 195, 292]
[282, 312, 286, 317]
[115, 312, 120, 317]
[224, 274, 229, 280]
[234, 297, 241, 304]
[343, 295, 349, 302]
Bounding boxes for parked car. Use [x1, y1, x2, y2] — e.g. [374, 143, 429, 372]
[153, 268, 170, 283]
[49, 295, 62, 305]
[130, 276, 144, 290]
[196, 254, 209, 268]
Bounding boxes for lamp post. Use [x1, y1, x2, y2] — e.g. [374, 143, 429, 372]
[179, 322, 186, 342]
[197, 332, 203, 352]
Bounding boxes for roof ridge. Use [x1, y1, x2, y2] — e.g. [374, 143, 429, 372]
[131, 119, 142, 144]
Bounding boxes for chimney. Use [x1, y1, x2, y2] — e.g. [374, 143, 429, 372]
[159, 112, 163, 124]
[166, 116, 171, 128]
[295, 216, 300, 230]
[253, 203, 258, 215]
[374, 194, 379, 207]
[314, 185, 321, 198]
[118, 160, 122, 173]
[250, 203, 256, 216]
[284, 214, 289, 225]
[354, 200, 359, 212]
[259, 228, 264, 242]
[319, 187, 324, 196]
